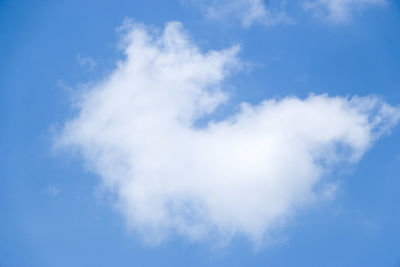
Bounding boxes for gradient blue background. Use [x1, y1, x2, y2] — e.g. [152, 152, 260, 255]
[1, 0, 400, 266]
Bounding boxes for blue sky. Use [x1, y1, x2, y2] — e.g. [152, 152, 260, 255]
[1, 0, 400, 266]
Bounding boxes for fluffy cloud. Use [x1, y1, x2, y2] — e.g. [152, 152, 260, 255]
[57, 21, 400, 244]
[303, 0, 387, 22]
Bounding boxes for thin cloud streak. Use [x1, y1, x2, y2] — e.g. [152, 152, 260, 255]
[303, 0, 387, 22]
[192, 0, 293, 27]
[188, 0, 386, 26]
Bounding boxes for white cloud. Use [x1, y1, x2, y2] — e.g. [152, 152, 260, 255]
[189, 0, 385, 26]
[56, 21, 400, 245]
[303, 0, 387, 22]
[196, 0, 292, 27]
